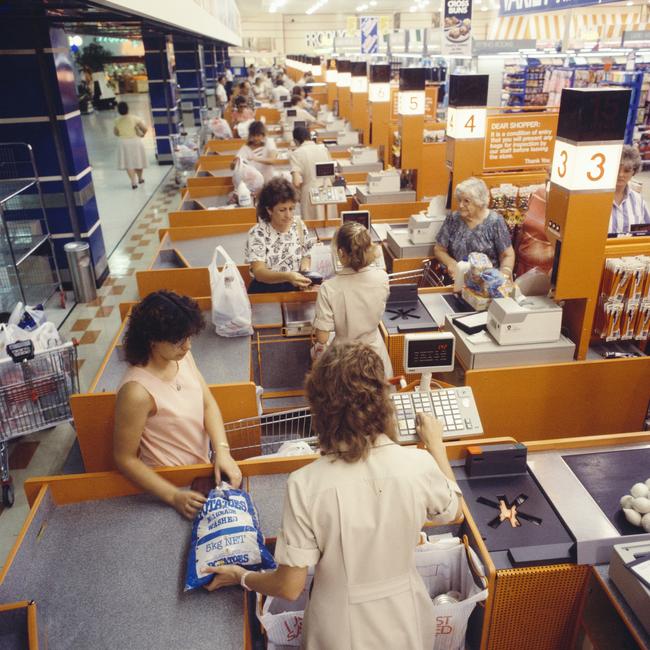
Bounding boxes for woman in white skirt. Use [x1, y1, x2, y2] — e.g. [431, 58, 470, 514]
[114, 101, 148, 189]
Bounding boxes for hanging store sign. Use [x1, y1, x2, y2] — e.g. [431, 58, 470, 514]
[361, 16, 379, 54]
[473, 39, 536, 55]
[484, 113, 558, 170]
[550, 140, 622, 191]
[442, 0, 473, 58]
[499, 0, 619, 17]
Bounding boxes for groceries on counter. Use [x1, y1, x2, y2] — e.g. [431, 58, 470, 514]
[184, 483, 276, 591]
[233, 159, 264, 197]
[620, 479, 650, 532]
[594, 256, 650, 342]
[461, 253, 514, 311]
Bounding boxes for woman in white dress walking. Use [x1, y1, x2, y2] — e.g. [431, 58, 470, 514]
[114, 101, 148, 189]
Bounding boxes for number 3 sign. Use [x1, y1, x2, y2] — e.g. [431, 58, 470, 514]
[550, 141, 622, 191]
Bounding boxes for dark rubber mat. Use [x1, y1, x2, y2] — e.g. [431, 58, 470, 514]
[562, 447, 650, 535]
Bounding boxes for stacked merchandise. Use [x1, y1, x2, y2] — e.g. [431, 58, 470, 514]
[489, 183, 544, 237]
[595, 256, 650, 342]
[502, 64, 549, 107]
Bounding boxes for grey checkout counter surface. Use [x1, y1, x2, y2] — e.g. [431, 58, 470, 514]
[92, 306, 283, 393]
[180, 194, 230, 210]
[0, 472, 292, 649]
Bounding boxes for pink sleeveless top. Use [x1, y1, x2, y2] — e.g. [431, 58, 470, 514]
[118, 355, 210, 467]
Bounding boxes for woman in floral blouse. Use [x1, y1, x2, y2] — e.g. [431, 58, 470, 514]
[244, 178, 314, 293]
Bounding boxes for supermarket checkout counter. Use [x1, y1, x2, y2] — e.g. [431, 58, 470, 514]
[3, 433, 650, 649]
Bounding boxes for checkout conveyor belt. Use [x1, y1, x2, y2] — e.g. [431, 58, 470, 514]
[91, 307, 285, 393]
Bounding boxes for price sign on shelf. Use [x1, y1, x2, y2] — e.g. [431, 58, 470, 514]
[398, 91, 425, 116]
[550, 141, 622, 191]
[446, 108, 487, 140]
[369, 82, 390, 103]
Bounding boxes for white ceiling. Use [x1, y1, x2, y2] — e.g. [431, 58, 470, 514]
[235, 0, 434, 17]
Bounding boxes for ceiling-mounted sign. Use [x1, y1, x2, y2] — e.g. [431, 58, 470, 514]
[361, 16, 379, 54]
[499, 0, 620, 16]
[442, 0, 473, 57]
[473, 39, 536, 55]
[484, 113, 558, 170]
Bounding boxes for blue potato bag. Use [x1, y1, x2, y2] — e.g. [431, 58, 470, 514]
[185, 483, 276, 591]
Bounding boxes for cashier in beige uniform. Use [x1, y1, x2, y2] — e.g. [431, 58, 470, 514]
[204, 341, 462, 649]
[289, 125, 336, 220]
[311, 221, 393, 377]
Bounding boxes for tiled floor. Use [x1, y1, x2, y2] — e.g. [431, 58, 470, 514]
[0, 173, 179, 570]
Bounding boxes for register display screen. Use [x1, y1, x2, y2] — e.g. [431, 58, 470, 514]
[407, 338, 453, 369]
[286, 108, 297, 116]
[315, 162, 335, 177]
[341, 211, 370, 229]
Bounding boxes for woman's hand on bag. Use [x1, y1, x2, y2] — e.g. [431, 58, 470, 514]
[415, 412, 445, 450]
[202, 565, 245, 592]
[214, 453, 243, 489]
[172, 488, 207, 520]
[288, 272, 312, 289]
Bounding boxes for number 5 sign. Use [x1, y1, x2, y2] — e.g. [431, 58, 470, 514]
[550, 141, 622, 191]
[398, 91, 425, 116]
[446, 107, 487, 140]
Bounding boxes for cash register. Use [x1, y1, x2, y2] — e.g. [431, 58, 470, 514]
[309, 162, 347, 205]
[391, 332, 483, 443]
[355, 169, 417, 204]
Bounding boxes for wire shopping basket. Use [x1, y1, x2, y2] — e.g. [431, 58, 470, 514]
[225, 407, 316, 459]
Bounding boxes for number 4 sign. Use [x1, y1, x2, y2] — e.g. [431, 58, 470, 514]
[447, 108, 487, 140]
[550, 141, 622, 191]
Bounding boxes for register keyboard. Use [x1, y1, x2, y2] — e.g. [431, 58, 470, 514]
[309, 186, 347, 205]
[391, 387, 483, 442]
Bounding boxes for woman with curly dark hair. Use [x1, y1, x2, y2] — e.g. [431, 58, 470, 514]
[113, 290, 242, 519]
[204, 342, 462, 648]
[244, 177, 314, 293]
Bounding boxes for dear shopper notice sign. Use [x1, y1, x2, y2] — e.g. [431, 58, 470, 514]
[499, 0, 619, 16]
[484, 113, 558, 171]
[443, 0, 473, 57]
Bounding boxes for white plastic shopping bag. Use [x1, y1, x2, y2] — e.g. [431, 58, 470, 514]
[232, 159, 264, 195]
[415, 535, 488, 650]
[209, 117, 232, 139]
[257, 573, 313, 646]
[209, 246, 253, 337]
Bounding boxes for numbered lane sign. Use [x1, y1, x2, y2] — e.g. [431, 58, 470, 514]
[550, 141, 622, 191]
[369, 82, 390, 103]
[326, 69, 338, 83]
[336, 72, 351, 88]
[446, 108, 487, 140]
[398, 91, 426, 116]
[350, 76, 368, 94]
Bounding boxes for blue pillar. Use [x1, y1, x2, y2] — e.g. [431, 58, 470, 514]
[215, 45, 230, 75]
[0, 19, 108, 286]
[204, 42, 216, 92]
[142, 33, 181, 165]
[174, 37, 207, 126]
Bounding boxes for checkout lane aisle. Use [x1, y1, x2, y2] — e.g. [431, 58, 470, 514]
[82, 92, 170, 256]
[0, 176, 179, 571]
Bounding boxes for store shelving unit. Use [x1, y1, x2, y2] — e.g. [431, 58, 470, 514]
[502, 63, 548, 107]
[0, 143, 63, 318]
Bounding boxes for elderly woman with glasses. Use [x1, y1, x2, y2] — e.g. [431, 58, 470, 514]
[609, 144, 650, 235]
[434, 176, 515, 280]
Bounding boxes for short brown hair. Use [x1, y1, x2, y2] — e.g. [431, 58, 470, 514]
[256, 177, 297, 222]
[334, 222, 375, 271]
[305, 341, 396, 463]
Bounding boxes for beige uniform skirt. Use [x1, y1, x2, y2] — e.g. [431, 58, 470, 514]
[117, 137, 148, 170]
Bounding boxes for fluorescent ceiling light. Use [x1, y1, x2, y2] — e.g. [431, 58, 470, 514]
[306, 0, 328, 14]
[369, 0, 378, 5]
[410, 5, 417, 11]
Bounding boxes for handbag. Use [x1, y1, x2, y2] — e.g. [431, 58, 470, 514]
[208, 245, 253, 338]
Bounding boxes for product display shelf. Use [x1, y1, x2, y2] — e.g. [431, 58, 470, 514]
[0, 143, 63, 317]
[502, 63, 548, 108]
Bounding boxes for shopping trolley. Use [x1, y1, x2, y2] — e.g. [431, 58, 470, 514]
[0, 339, 79, 506]
[225, 407, 317, 459]
[387, 259, 447, 287]
[198, 107, 222, 150]
[171, 132, 201, 187]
